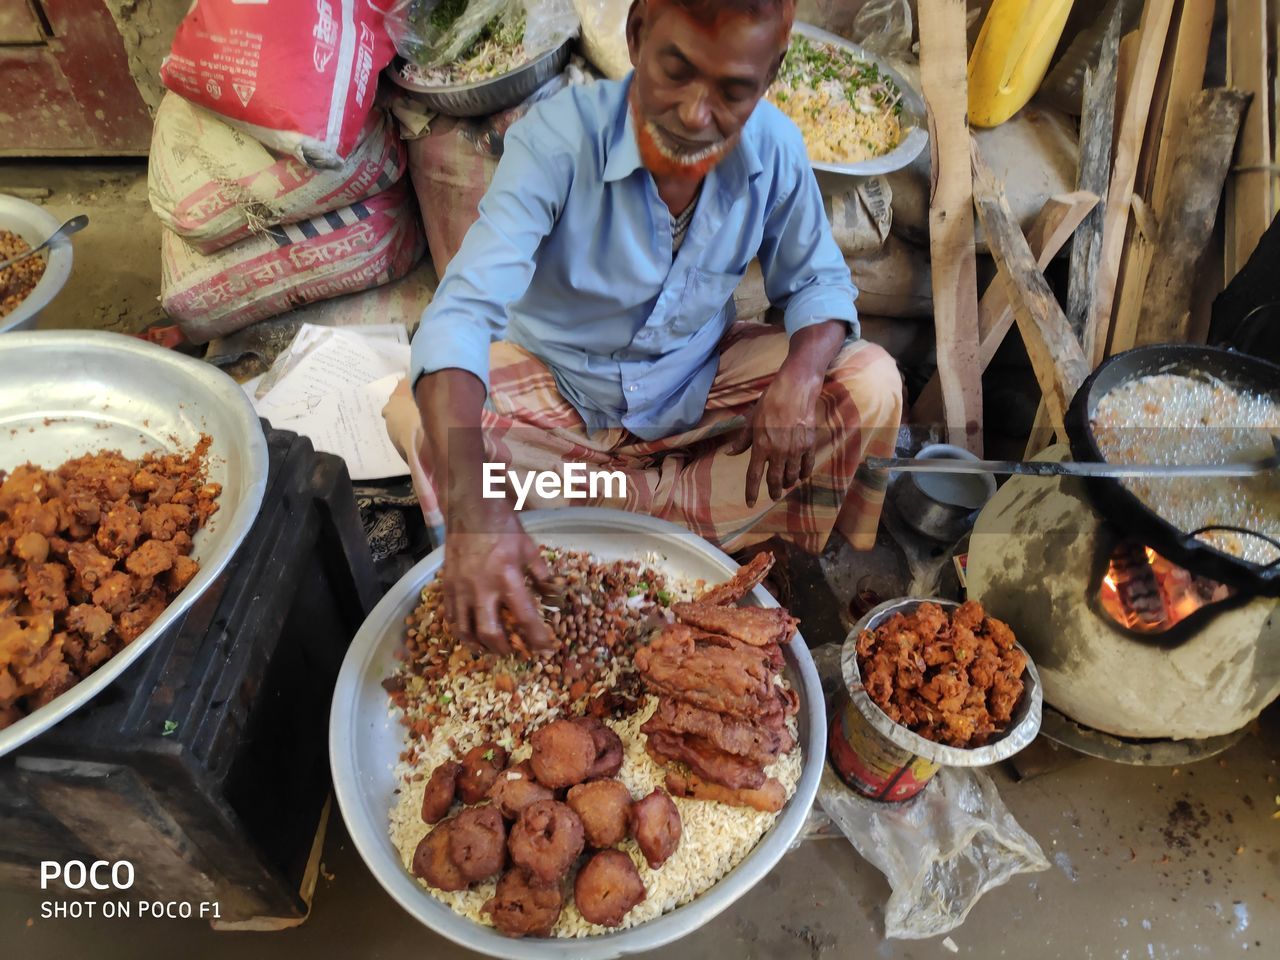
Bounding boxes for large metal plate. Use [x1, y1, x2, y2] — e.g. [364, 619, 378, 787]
[787, 22, 928, 177]
[0, 330, 268, 756]
[330, 508, 825, 960]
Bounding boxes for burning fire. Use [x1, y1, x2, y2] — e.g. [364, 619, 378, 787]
[1098, 542, 1233, 633]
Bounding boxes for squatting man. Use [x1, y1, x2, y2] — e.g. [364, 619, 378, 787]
[384, 0, 903, 653]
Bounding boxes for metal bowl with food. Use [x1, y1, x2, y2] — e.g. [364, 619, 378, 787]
[0, 331, 268, 756]
[831, 598, 1041, 802]
[387, 37, 573, 117]
[0, 194, 74, 332]
[767, 22, 928, 177]
[330, 508, 824, 959]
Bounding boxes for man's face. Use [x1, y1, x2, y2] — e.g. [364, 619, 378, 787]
[627, 2, 786, 180]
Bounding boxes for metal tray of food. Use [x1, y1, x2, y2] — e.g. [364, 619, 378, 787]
[330, 507, 825, 960]
[841, 597, 1042, 766]
[0, 330, 268, 756]
[386, 37, 573, 117]
[784, 22, 928, 177]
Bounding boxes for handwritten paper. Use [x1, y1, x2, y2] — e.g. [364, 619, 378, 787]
[251, 325, 411, 481]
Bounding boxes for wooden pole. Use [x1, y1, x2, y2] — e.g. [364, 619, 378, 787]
[1065, 5, 1122, 343]
[971, 143, 1090, 438]
[1084, 0, 1176, 366]
[1137, 89, 1250, 346]
[913, 192, 1096, 424]
[1108, 0, 1216, 356]
[1224, 0, 1273, 282]
[917, 0, 983, 454]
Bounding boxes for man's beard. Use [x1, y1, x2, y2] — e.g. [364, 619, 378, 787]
[631, 99, 729, 181]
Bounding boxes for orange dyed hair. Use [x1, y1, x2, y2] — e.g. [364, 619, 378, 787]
[638, 0, 796, 50]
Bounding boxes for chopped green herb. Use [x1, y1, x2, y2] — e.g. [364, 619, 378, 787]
[483, 748, 495, 761]
[438, 692, 454, 705]
[161, 720, 178, 737]
[656, 589, 673, 606]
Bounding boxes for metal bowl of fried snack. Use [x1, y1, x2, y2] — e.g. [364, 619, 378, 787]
[841, 598, 1042, 767]
[330, 508, 824, 959]
[0, 194, 73, 332]
[0, 331, 268, 756]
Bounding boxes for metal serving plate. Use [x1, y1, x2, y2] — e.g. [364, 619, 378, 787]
[841, 597, 1042, 766]
[0, 331, 268, 756]
[330, 507, 825, 960]
[386, 38, 573, 117]
[786, 22, 928, 177]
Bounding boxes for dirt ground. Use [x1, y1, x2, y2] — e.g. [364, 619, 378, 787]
[1, 160, 163, 333]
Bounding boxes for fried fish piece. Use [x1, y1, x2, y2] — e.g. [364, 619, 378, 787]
[641, 698, 794, 766]
[644, 729, 767, 790]
[671, 601, 798, 646]
[634, 624, 777, 721]
[662, 765, 786, 813]
[694, 552, 774, 606]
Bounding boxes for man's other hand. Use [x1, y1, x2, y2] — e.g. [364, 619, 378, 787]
[726, 368, 821, 508]
[442, 499, 556, 656]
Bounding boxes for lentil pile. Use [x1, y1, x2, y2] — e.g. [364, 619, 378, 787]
[384, 548, 677, 764]
[0, 230, 47, 320]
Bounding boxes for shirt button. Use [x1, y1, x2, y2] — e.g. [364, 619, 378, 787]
[628, 385, 637, 392]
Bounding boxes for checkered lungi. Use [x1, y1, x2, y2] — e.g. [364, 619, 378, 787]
[416, 322, 902, 555]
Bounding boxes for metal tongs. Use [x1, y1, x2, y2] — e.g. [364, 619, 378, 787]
[865, 435, 1280, 479]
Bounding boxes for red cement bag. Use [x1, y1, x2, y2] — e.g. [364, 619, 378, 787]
[160, 0, 396, 168]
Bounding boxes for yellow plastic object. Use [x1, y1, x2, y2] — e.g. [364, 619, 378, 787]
[968, 0, 1075, 128]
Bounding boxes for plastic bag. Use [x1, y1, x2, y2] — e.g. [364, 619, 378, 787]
[571, 0, 631, 79]
[850, 0, 915, 62]
[809, 642, 1048, 939]
[388, 0, 578, 69]
[818, 765, 1049, 939]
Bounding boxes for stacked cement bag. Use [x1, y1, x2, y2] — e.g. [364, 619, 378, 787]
[151, 0, 424, 342]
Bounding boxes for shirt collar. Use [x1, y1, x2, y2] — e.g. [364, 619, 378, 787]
[603, 76, 644, 183]
[602, 74, 765, 189]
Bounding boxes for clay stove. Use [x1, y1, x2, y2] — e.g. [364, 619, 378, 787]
[964, 446, 1279, 745]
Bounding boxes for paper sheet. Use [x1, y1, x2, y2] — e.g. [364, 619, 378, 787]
[251, 326, 411, 481]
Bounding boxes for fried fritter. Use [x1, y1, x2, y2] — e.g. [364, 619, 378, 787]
[566, 778, 633, 848]
[575, 716, 624, 779]
[487, 761, 554, 820]
[484, 868, 562, 938]
[671, 601, 798, 646]
[634, 625, 777, 722]
[449, 806, 507, 882]
[695, 552, 774, 606]
[574, 849, 646, 927]
[529, 718, 596, 789]
[644, 729, 767, 790]
[411, 821, 469, 892]
[630, 789, 681, 869]
[421, 760, 461, 824]
[507, 800, 585, 885]
[458, 742, 509, 805]
[662, 766, 786, 813]
[0, 441, 218, 723]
